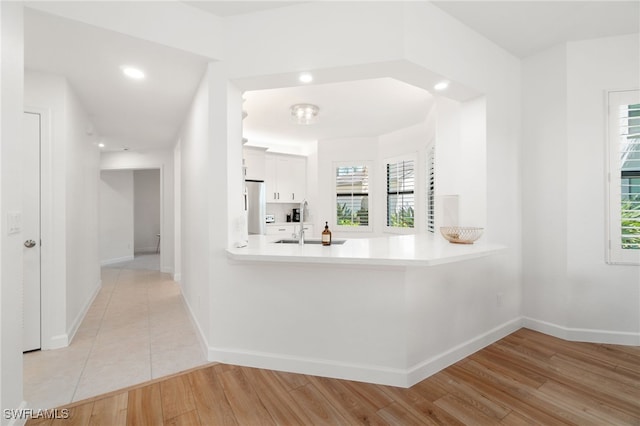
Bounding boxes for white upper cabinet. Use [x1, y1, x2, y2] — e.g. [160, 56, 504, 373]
[265, 154, 307, 203]
[243, 147, 267, 181]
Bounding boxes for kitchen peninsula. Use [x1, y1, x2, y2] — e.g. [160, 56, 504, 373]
[227, 233, 504, 267]
[222, 234, 513, 388]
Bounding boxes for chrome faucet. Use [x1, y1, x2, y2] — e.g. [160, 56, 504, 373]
[298, 199, 308, 245]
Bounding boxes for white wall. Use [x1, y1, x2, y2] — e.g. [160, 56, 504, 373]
[12, 0, 524, 389]
[204, 1, 523, 385]
[101, 149, 174, 274]
[134, 169, 160, 253]
[64, 81, 101, 335]
[24, 70, 101, 349]
[522, 34, 640, 344]
[176, 68, 212, 349]
[1, 1, 25, 418]
[99, 170, 134, 264]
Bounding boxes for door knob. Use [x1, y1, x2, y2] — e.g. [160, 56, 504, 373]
[24, 240, 36, 248]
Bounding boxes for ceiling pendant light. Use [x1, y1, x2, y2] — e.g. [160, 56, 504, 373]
[290, 103, 319, 125]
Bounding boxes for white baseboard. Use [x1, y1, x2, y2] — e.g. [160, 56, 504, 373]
[173, 272, 181, 283]
[209, 346, 409, 387]
[207, 317, 524, 388]
[135, 247, 157, 254]
[66, 279, 102, 345]
[180, 291, 209, 360]
[522, 317, 640, 346]
[46, 334, 69, 350]
[101, 255, 134, 266]
[406, 317, 523, 387]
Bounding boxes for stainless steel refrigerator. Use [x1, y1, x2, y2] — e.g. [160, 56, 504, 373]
[245, 180, 266, 235]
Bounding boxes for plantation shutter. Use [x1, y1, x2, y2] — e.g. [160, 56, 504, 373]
[386, 159, 415, 228]
[619, 102, 640, 249]
[427, 146, 435, 233]
[608, 89, 640, 264]
[336, 166, 369, 227]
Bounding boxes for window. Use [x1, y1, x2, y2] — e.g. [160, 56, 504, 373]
[607, 90, 640, 264]
[335, 164, 370, 229]
[386, 157, 415, 228]
[426, 145, 435, 233]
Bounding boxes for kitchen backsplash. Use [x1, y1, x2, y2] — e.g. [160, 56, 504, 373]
[266, 202, 312, 223]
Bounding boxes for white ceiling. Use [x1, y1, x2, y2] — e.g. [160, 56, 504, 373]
[432, 1, 640, 58]
[243, 78, 434, 151]
[23, 2, 640, 153]
[24, 8, 210, 152]
[183, 1, 303, 16]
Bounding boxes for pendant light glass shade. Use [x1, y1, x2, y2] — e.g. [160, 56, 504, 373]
[290, 103, 319, 125]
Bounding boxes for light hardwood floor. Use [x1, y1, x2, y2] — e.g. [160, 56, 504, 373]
[26, 328, 640, 425]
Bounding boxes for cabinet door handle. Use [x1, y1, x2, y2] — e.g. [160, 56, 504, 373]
[274, 192, 277, 200]
[278, 228, 286, 231]
[292, 193, 295, 200]
[277, 192, 280, 200]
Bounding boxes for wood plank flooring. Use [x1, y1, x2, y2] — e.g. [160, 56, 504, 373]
[26, 328, 640, 425]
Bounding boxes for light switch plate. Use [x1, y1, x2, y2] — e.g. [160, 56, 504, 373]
[7, 211, 21, 235]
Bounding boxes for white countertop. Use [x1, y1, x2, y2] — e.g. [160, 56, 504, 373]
[226, 234, 506, 267]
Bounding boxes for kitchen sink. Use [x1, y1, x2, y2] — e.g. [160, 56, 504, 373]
[273, 239, 346, 245]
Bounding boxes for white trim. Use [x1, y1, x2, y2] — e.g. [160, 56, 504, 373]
[208, 346, 409, 387]
[406, 317, 523, 386]
[173, 272, 182, 282]
[66, 280, 101, 344]
[195, 316, 637, 387]
[208, 317, 523, 388]
[134, 246, 157, 254]
[100, 255, 134, 266]
[100, 165, 170, 273]
[46, 334, 69, 350]
[522, 317, 640, 346]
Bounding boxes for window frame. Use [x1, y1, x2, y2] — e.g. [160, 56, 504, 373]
[384, 153, 417, 234]
[606, 89, 640, 265]
[333, 161, 373, 233]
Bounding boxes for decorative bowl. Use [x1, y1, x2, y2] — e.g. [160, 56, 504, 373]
[440, 226, 484, 244]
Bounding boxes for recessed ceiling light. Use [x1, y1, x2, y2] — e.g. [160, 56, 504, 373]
[98, 143, 105, 148]
[121, 66, 145, 80]
[299, 72, 313, 84]
[434, 80, 449, 91]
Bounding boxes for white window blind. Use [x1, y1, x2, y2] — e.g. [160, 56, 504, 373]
[336, 165, 369, 227]
[608, 90, 640, 264]
[386, 159, 415, 228]
[427, 146, 435, 233]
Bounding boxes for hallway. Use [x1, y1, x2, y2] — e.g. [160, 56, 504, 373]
[24, 258, 208, 409]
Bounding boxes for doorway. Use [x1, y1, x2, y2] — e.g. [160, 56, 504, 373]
[99, 168, 162, 271]
[23, 111, 41, 352]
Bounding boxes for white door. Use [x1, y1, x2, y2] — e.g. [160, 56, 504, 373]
[23, 112, 41, 352]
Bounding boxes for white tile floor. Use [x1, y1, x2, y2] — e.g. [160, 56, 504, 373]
[23, 255, 208, 409]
